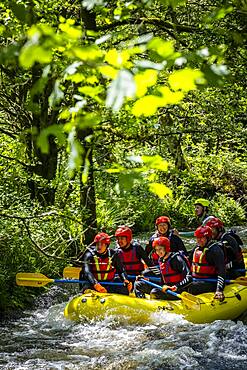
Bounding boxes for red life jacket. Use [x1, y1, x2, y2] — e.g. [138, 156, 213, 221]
[151, 251, 159, 265]
[191, 246, 217, 279]
[159, 253, 187, 285]
[90, 249, 116, 281]
[118, 243, 144, 275]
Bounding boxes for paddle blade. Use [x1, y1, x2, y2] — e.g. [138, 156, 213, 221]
[16, 273, 53, 287]
[63, 266, 81, 279]
[179, 292, 202, 311]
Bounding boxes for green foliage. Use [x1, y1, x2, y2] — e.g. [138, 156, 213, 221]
[0, 0, 247, 317]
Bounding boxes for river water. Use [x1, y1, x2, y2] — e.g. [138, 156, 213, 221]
[1, 227, 247, 370]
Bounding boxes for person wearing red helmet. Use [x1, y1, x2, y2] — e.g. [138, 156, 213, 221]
[78, 232, 132, 295]
[115, 225, 155, 279]
[205, 218, 245, 279]
[188, 225, 226, 301]
[134, 236, 192, 299]
[146, 216, 187, 266]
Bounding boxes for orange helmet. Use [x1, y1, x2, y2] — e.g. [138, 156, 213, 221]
[194, 226, 212, 238]
[152, 237, 170, 252]
[93, 232, 111, 245]
[155, 216, 170, 226]
[115, 226, 132, 244]
[206, 217, 224, 230]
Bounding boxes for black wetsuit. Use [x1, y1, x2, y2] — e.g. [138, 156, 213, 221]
[80, 247, 129, 294]
[219, 231, 245, 279]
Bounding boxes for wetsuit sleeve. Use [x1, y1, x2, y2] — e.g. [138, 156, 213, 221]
[145, 234, 156, 256]
[82, 251, 98, 285]
[207, 245, 226, 292]
[134, 243, 160, 275]
[112, 250, 128, 281]
[171, 255, 193, 289]
[170, 234, 188, 255]
[135, 243, 153, 267]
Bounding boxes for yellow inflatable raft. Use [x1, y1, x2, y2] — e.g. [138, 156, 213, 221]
[64, 283, 247, 324]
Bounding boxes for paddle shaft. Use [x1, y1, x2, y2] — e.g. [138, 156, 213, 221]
[16, 275, 123, 287]
[192, 278, 246, 284]
[140, 279, 179, 298]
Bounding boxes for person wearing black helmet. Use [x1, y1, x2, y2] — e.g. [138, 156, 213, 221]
[79, 232, 132, 295]
[194, 198, 215, 226]
[188, 225, 226, 301]
[146, 216, 188, 267]
[206, 218, 245, 279]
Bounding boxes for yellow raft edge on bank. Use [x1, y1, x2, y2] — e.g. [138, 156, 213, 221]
[64, 282, 247, 324]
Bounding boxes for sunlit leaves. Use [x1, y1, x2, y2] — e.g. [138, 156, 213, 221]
[105, 49, 132, 68]
[19, 24, 55, 68]
[71, 46, 103, 61]
[132, 87, 184, 116]
[59, 20, 82, 39]
[148, 182, 172, 199]
[142, 155, 168, 171]
[132, 95, 163, 116]
[19, 42, 53, 68]
[158, 0, 186, 9]
[106, 155, 169, 195]
[135, 69, 158, 97]
[78, 86, 104, 103]
[99, 65, 118, 79]
[169, 68, 205, 91]
[148, 38, 176, 59]
[205, 6, 233, 22]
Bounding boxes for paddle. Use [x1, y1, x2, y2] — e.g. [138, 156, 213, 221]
[140, 278, 201, 311]
[63, 266, 161, 282]
[193, 276, 247, 286]
[16, 272, 123, 287]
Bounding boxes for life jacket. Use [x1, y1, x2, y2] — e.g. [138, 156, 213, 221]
[191, 244, 218, 279]
[118, 242, 144, 275]
[159, 253, 189, 285]
[90, 248, 116, 281]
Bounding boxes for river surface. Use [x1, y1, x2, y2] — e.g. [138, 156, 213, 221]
[1, 227, 247, 370]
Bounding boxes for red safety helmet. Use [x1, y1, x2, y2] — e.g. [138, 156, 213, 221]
[206, 217, 224, 230]
[194, 226, 212, 239]
[152, 237, 171, 252]
[93, 232, 111, 245]
[115, 226, 132, 244]
[155, 216, 171, 226]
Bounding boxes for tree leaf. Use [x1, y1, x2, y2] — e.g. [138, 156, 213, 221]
[148, 182, 172, 199]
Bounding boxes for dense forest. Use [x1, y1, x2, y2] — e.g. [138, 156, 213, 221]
[0, 0, 246, 317]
